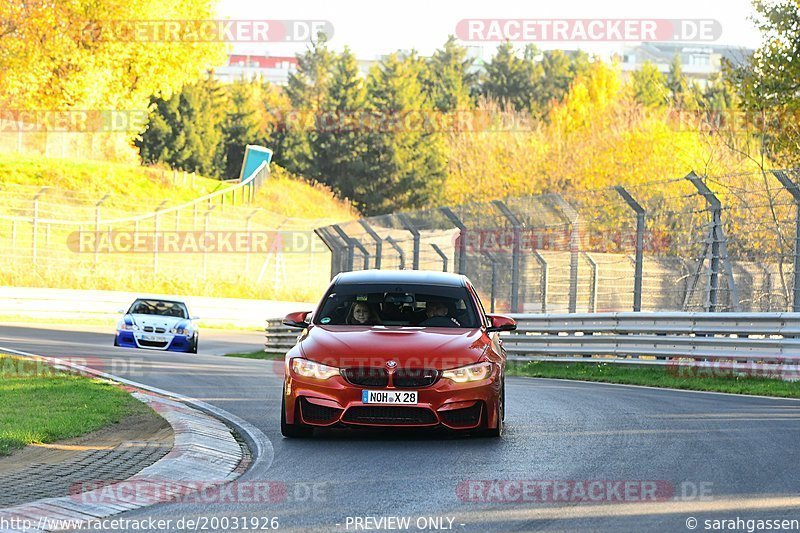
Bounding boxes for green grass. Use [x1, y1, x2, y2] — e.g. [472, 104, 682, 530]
[224, 350, 285, 360]
[0, 354, 149, 456]
[507, 360, 800, 398]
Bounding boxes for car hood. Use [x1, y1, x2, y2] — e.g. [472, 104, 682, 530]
[128, 314, 187, 329]
[299, 326, 489, 370]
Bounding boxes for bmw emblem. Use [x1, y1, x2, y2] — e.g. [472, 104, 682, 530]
[386, 360, 397, 369]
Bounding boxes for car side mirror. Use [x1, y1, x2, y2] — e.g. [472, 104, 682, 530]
[283, 311, 312, 329]
[486, 314, 516, 333]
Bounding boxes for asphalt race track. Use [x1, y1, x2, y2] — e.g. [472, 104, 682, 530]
[2, 323, 800, 532]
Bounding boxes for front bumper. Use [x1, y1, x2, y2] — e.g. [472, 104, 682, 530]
[115, 331, 193, 352]
[284, 368, 500, 431]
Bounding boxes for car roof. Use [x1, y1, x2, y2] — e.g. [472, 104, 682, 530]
[333, 270, 467, 287]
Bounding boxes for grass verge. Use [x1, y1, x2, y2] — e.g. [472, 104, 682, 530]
[507, 360, 800, 398]
[0, 353, 149, 456]
[224, 350, 284, 361]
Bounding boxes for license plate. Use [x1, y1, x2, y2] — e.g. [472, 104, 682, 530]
[142, 334, 166, 342]
[362, 390, 418, 405]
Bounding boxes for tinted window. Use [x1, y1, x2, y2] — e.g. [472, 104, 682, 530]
[315, 283, 480, 328]
[128, 299, 188, 319]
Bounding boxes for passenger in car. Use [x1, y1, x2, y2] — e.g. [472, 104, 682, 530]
[346, 301, 381, 325]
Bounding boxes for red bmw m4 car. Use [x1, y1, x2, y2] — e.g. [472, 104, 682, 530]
[280, 270, 516, 438]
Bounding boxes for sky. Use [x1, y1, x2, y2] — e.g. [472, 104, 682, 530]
[216, 0, 763, 59]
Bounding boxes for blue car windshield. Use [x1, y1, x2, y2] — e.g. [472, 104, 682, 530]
[314, 284, 480, 328]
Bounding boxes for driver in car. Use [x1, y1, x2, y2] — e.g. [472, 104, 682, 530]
[418, 299, 461, 327]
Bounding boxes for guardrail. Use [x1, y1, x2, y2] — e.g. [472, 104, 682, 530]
[263, 312, 800, 365]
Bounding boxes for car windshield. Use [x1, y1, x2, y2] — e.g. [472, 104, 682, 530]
[314, 283, 480, 328]
[128, 299, 188, 319]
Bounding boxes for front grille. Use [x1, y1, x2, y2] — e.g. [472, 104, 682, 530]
[143, 326, 153, 332]
[139, 340, 168, 348]
[299, 398, 342, 424]
[393, 368, 440, 388]
[341, 367, 389, 387]
[155, 327, 166, 334]
[342, 406, 437, 425]
[439, 402, 483, 428]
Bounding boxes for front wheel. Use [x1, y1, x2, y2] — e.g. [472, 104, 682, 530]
[189, 334, 198, 354]
[281, 394, 314, 438]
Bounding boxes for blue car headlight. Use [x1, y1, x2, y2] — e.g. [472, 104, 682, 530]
[170, 327, 190, 335]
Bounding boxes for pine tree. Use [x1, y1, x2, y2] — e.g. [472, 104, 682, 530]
[222, 79, 265, 179]
[631, 61, 668, 108]
[481, 42, 541, 113]
[362, 52, 447, 214]
[283, 33, 335, 177]
[312, 47, 369, 201]
[423, 36, 477, 112]
[667, 55, 697, 110]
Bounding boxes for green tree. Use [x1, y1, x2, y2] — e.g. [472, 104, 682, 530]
[481, 43, 541, 112]
[729, 0, 800, 163]
[631, 61, 668, 108]
[312, 47, 369, 201]
[221, 79, 266, 179]
[362, 52, 447, 214]
[0, 0, 226, 113]
[282, 33, 336, 176]
[423, 36, 477, 112]
[667, 55, 697, 110]
[137, 76, 226, 177]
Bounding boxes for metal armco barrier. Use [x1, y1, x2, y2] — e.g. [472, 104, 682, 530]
[264, 312, 800, 365]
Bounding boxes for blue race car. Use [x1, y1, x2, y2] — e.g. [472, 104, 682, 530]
[114, 298, 199, 353]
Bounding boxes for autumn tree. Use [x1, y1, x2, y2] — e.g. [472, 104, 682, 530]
[0, 0, 225, 112]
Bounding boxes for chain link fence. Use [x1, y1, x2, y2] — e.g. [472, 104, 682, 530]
[315, 168, 800, 314]
[0, 164, 338, 301]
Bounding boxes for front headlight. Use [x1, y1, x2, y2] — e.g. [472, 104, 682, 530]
[170, 327, 190, 335]
[442, 362, 493, 383]
[119, 323, 137, 331]
[291, 358, 340, 380]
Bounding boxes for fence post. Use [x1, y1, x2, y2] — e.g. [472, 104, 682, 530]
[440, 207, 467, 275]
[550, 194, 580, 313]
[385, 236, 405, 270]
[314, 227, 346, 280]
[358, 220, 383, 269]
[31, 187, 49, 267]
[614, 186, 646, 312]
[430, 243, 448, 272]
[397, 214, 420, 270]
[94, 194, 110, 266]
[331, 224, 355, 272]
[532, 250, 548, 313]
[244, 209, 260, 276]
[771, 170, 800, 312]
[582, 252, 598, 312]
[484, 251, 499, 312]
[685, 172, 740, 312]
[153, 200, 167, 278]
[202, 205, 216, 280]
[492, 200, 522, 313]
